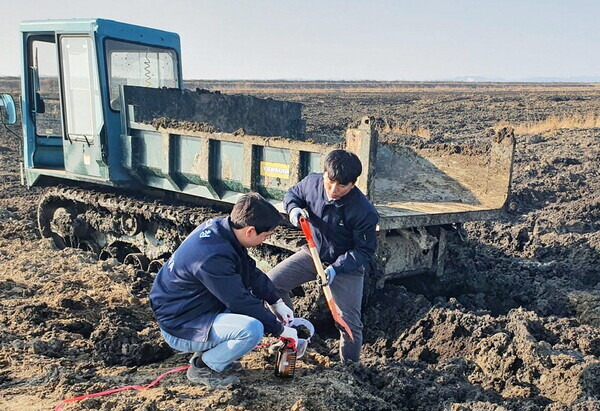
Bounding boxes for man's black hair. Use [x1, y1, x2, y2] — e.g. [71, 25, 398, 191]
[230, 192, 284, 234]
[324, 149, 362, 185]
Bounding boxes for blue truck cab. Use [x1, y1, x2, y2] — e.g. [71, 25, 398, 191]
[19, 18, 182, 186]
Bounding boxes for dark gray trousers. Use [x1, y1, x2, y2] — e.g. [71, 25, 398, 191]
[266, 247, 364, 363]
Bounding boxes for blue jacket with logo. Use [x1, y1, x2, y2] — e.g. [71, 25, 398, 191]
[285, 173, 379, 275]
[149, 217, 284, 342]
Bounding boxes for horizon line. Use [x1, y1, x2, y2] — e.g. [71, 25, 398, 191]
[0, 75, 599, 84]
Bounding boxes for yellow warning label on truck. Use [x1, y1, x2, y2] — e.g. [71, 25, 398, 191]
[260, 161, 290, 179]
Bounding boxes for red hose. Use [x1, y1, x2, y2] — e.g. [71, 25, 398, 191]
[55, 339, 283, 409]
[54, 365, 190, 411]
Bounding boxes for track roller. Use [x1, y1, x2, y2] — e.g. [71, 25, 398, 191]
[124, 253, 150, 271]
[78, 240, 100, 256]
[99, 245, 131, 262]
[119, 214, 142, 236]
[148, 259, 165, 273]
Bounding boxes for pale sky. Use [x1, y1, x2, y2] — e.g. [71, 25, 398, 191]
[1, 0, 598, 81]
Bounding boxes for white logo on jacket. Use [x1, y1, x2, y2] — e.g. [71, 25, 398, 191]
[198, 229, 212, 238]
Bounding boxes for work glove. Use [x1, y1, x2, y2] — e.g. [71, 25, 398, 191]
[268, 298, 294, 325]
[279, 326, 299, 348]
[318, 266, 336, 286]
[289, 207, 309, 228]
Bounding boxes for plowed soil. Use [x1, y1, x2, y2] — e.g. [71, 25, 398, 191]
[0, 82, 599, 410]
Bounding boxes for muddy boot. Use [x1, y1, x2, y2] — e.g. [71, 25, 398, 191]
[187, 353, 240, 389]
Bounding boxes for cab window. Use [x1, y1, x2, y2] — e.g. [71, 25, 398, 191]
[29, 37, 63, 138]
[105, 39, 179, 110]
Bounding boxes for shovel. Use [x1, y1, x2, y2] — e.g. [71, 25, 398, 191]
[298, 216, 354, 341]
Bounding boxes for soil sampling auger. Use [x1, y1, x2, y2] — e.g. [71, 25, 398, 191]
[299, 216, 354, 341]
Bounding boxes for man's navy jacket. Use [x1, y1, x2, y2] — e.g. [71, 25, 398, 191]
[285, 173, 379, 275]
[149, 217, 284, 342]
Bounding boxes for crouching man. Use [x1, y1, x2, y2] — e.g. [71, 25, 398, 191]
[150, 193, 298, 388]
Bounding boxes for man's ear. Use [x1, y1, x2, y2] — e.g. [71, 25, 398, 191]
[245, 226, 257, 237]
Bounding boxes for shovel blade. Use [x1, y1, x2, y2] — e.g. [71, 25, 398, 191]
[326, 295, 354, 341]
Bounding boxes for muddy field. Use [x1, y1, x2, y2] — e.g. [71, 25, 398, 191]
[0, 82, 599, 410]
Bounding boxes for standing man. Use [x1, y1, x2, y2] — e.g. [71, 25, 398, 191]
[267, 149, 379, 363]
[150, 193, 298, 388]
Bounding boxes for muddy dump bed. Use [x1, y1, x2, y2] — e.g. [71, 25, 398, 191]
[372, 135, 514, 229]
[120, 86, 514, 232]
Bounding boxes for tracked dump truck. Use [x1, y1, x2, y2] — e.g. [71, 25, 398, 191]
[2, 19, 515, 285]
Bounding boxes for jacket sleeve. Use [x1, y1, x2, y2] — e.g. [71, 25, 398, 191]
[283, 176, 309, 214]
[330, 210, 379, 275]
[248, 265, 280, 305]
[194, 254, 284, 336]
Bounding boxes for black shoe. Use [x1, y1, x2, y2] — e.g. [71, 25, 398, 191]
[187, 353, 240, 388]
[224, 361, 243, 372]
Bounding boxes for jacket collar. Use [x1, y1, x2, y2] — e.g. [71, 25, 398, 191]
[217, 217, 246, 254]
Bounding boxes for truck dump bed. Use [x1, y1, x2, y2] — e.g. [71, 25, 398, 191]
[120, 86, 515, 232]
[372, 133, 514, 229]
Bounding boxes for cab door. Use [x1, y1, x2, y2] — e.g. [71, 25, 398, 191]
[59, 35, 106, 178]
